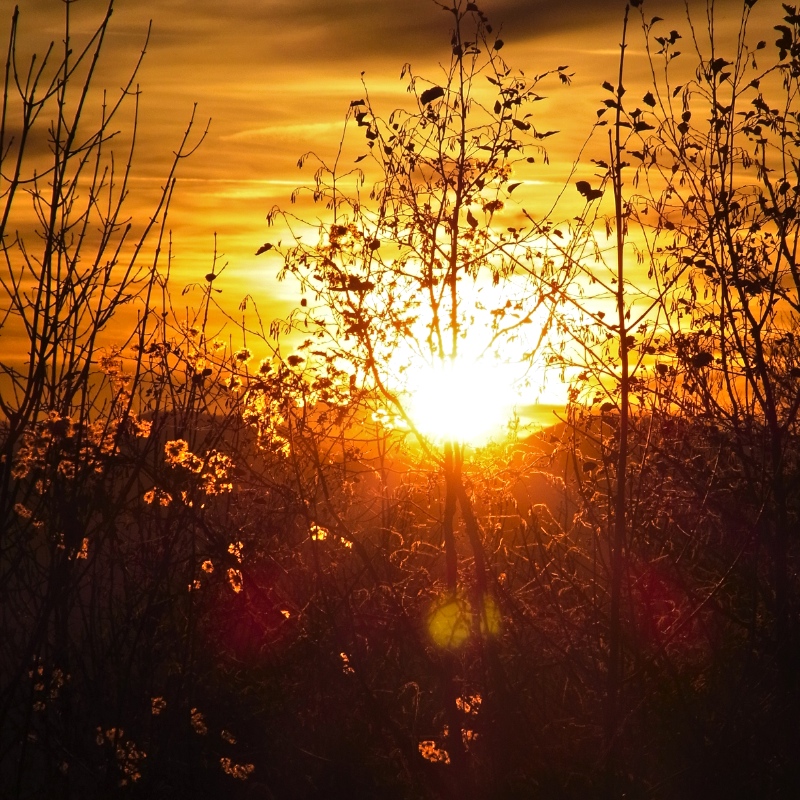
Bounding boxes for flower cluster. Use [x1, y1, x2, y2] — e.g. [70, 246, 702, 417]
[201, 451, 234, 495]
[227, 568, 244, 594]
[11, 413, 69, 480]
[162, 441, 234, 495]
[455, 693, 482, 715]
[95, 727, 146, 785]
[418, 740, 450, 764]
[219, 757, 254, 780]
[190, 707, 207, 735]
[143, 488, 173, 507]
[164, 440, 203, 472]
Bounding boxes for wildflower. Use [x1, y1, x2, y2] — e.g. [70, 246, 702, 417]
[227, 568, 243, 593]
[143, 487, 172, 506]
[183, 451, 204, 473]
[220, 757, 254, 780]
[201, 451, 235, 494]
[164, 440, 203, 473]
[233, 348, 252, 364]
[310, 523, 328, 542]
[418, 740, 450, 764]
[49, 669, 66, 700]
[456, 694, 482, 715]
[164, 439, 188, 462]
[11, 458, 31, 480]
[201, 560, 214, 574]
[130, 416, 152, 437]
[14, 503, 32, 519]
[462, 729, 478, 747]
[190, 708, 208, 735]
[188, 580, 201, 592]
[227, 541, 243, 563]
[257, 359, 272, 375]
[151, 697, 166, 716]
[97, 728, 145, 784]
[340, 652, 355, 675]
[57, 460, 75, 480]
[74, 538, 89, 560]
[220, 729, 237, 745]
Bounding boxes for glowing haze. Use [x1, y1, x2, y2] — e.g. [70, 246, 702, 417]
[2, 0, 774, 436]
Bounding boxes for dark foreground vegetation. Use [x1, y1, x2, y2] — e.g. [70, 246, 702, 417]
[1, 1, 800, 797]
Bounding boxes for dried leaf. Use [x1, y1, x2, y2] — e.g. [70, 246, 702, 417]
[420, 86, 445, 105]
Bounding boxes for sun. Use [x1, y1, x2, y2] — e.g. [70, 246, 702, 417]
[401, 354, 519, 446]
[379, 274, 567, 446]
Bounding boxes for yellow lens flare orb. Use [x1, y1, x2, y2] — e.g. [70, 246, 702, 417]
[403, 357, 516, 446]
[427, 591, 501, 648]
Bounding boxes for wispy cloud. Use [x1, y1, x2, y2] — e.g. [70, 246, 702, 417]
[2, 0, 773, 305]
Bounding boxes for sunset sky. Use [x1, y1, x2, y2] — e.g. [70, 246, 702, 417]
[2, 0, 780, 414]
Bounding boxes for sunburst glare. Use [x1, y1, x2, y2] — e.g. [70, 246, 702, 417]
[401, 354, 518, 445]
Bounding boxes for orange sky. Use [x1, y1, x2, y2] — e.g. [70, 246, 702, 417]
[1, 0, 781, 406]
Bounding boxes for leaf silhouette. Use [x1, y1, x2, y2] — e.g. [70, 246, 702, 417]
[420, 86, 445, 105]
[255, 243, 273, 255]
[691, 352, 713, 368]
[348, 276, 375, 291]
[710, 57, 731, 74]
[576, 181, 603, 201]
[466, 209, 479, 228]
